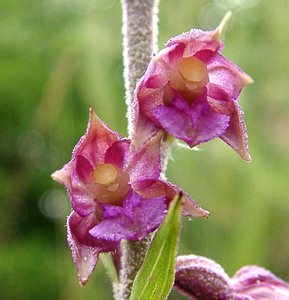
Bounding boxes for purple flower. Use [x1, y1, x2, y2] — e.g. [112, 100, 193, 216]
[133, 22, 253, 160]
[174, 255, 289, 300]
[52, 110, 208, 284]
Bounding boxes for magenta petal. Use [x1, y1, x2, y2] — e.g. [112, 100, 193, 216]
[172, 91, 192, 114]
[131, 81, 161, 149]
[207, 98, 250, 160]
[67, 211, 118, 285]
[156, 42, 185, 65]
[232, 266, 289, 300]
[70, 188, 95, 217]
[143, 55, 170, 89]
[105, 139, 131, 169]
[75, 155, 94, 183]
[127, 132, 162, 183]
[72, 109, 120, 165]
[160, 180, 210, 218]
[174, 255, 233, 300]
[221, 104, 250, 161]
[89, 191, 166, 241]
[190, 98, 230, 147]
[167, 28, 224, 55]
[207, 53, 253, 101]
[207, 99, 250, 161]
[133, 179, 209, 218]
[153, 104, 194, 145]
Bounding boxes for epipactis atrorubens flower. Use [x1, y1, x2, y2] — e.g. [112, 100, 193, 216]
[133, 13, 253, 161]
[52, 110, 209, 284]
[174, 255, 289, 300]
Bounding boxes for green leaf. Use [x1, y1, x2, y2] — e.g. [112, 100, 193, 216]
[130, 193, 183, 300]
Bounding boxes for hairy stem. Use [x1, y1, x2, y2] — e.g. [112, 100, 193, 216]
[114, 235, 153, 300]
[114, 0, 160, 299]
[121, 0, 159, 137]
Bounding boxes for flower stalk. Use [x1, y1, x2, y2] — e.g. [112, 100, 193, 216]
[121, 0, 159, 136]
[116, 0, 160, 298]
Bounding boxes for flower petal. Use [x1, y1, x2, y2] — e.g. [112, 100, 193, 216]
[51, 163, 72, 190]
[208, 98, 250, 161]
[67, 211, 118, 285]
[221, 103, 250, 161]
[75, 155, 94, 183]
[89, 190, 166, 241]
[207, 53, 253, 101]
[189, 96, 230, 147]
[152, 104, 194, 145]
[131, 82, 161, 149]
[127, 132, 163, 183]
[174, 255, 233, 300]
[167, 28, 224, 56]
[232, 266, 289, 300]
[105, 139, 131, 169]
[52, 110, 123, 216]
[70, 188, 95, 217]
[72, 109, 120, 165]
[133, 179, 209, 218]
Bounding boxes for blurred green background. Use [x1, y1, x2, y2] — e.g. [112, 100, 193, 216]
[1, 0, 289, 299]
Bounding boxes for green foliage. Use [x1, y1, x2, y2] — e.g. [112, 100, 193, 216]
[130, 194, 183, 300]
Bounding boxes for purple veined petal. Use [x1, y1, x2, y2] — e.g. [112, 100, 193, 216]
[71, 109, 120, 166]
[174, 255, 233, 300]
[207, 52, 253, 101]
[105, 139, 131, 170]
[152, 93, 230, 148]
[89, 190, 166, 241]
[67, 211, 118, 285]
[152, 104, 194, 145]
[133, 179, 209, 218]
[127, 132, 163, 183]
[232, 266, 289, 300]
[189, 96, 230, 148]
[171, 89, 192, 115]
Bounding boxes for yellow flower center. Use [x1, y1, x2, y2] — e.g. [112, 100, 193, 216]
[93, 163, 118, 186]
[179, 56, 208, 84]
[165, 56, 209, 106]
[92, 163, 129, 206]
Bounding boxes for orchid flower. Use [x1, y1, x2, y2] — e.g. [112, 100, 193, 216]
[133, 14, 253, 160]
[52, 110, 208, 284]
[174, 255, 289, 300]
